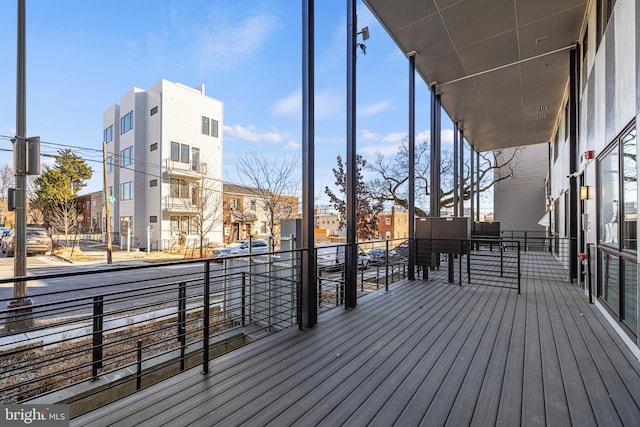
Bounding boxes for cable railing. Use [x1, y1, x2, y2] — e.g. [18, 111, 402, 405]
[0, 251, 301, 411]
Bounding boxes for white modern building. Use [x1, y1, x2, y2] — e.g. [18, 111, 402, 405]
[103, 79, 224, 250]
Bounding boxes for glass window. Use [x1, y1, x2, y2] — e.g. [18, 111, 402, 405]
[192, 147, 200, 171]
[170, 216, 179, 232]
[150, 143, 158, 151]
[106, 155, 114, 172]
[181, 144, 189, 164]
[171, 142, 180, 161]
[150, 216, 157, 223]
[599, 146, 619, 247]
[622, 128, 637, 251]
[211, 119, 219, 138]
[180, 180, 189, 199]
[202, 116, 210, 135]
[120, 111, 133, 134]
[120, 146, 133, 167]
[150, 106, 158, 116]
[170, 178, 180, 198]
[250, 199, 256, 211]
[622, 258, 637, 335]
[120, 181, 132, 200]
[104, 125, 113, 143]
[600, 250, 619, 315]
[261, 221, 267, 234]
[150, 179, 157, 187]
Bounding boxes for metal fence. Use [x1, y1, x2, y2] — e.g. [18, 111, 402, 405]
[0, 251, 301, 410]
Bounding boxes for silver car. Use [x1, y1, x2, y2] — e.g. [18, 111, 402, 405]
[2, 226, 53, 257]
[211, 239, 269, 262]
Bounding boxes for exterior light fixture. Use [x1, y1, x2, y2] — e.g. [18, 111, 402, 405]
[580, 185, 590, 200]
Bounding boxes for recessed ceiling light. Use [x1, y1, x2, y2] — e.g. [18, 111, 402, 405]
[539, 105, 548, 111]
[535, 36, 548, 45]
[537, 115, 547, 121]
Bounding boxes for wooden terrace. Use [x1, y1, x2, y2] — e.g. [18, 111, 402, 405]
[73, 252, 640, 426]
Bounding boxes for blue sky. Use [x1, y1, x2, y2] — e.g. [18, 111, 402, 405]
[0, 0, 458, 209]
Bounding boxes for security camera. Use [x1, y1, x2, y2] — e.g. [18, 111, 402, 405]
[566, 172, 579, 178]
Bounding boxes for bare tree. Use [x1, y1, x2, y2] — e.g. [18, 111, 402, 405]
[235, 152, 299, 243]
[368, 139, 520, 216]
[190, 175, 223, 258]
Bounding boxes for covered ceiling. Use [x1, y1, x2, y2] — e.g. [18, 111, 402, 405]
[363, 0, 588, 152]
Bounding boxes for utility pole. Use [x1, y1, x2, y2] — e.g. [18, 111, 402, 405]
[102, 141, 113, 264]
[8, 0, 33, 332]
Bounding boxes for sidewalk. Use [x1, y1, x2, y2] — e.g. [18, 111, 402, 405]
[53, 240, 190, 266]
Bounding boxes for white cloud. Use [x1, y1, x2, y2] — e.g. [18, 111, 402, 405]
[284, 140, 300, 150]
[272, 88, 342, 120]
[442, 129, 454, 144]
[360, 129, 378, 140]
[272, 89, 301, 118]
[359, 100, 391, 117]
[416, 130, 430, 142]
[223, 124, 283, 144]
[361, 143, 400, 156]
[382, 132, 406, 144]
[196, 13, 279, 73]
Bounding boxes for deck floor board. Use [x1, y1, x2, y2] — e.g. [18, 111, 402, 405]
[70, 253, 640, 427]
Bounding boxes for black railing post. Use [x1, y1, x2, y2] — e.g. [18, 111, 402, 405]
[203, 261, 210, 374]
[385, 240, 389, 291]
[241, 272, 246, 326]
[524, 231, 528, 252]
[467, 240, 471, 284]
[178, 282, 186, 371]
[318, 268, 323, 308]
[587, 243, 593, 304]
[136, 339, 142, 390]
[517, 241, 521, 294]
[459, 240, 463, 286]
[500, 240, 504, 277]
[92, 295, 104, 380]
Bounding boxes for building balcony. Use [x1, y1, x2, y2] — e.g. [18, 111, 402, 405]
[164, 195, 199, 214]
[164, 158, 207, 179]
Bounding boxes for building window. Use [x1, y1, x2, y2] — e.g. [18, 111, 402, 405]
[386, 218, 391, 225]
[202, 116, 219, 137]
[106, 155, 114, 172]
[104, 125, 113, 143]
[181, 144, 189, 163]
[120, 111, 133, 134]
[228, 198, 239, 210]
[170, 142, 190, 163]
[597, 123, 637, 336]
[192, 147, 200, 172]
[170, 178, 189, 199]
[211, 119, 219, 137]
[120, 181, 133, 200]
[150, 179, 158, 187]
[171, 141, 180, 162]
[150, 216, 157, 223]
[150, 106, 158, 116]
[261, 221, 267, 234]
[250, 199, 256, 211]
[120, 146, 133, 167]
[150, 143, 158, 151]
[202, 116, 210, 135]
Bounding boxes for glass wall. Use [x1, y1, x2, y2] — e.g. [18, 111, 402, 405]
[597, 123, 637, 338]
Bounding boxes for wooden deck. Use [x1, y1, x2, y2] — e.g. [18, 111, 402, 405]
[73, 256, 640, 426]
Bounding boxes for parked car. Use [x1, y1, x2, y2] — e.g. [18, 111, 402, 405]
[366, 247, 397, 266]
[316, 244, 370, 271]
[2, 226, 53, 257]
[211, 239, 269, 261]
[0, 229, 11, 243]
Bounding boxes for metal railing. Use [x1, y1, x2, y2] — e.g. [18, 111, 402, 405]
[0, 250, 301, 408]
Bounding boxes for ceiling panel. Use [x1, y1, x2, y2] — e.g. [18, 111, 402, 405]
[363, 0, 587, 153]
